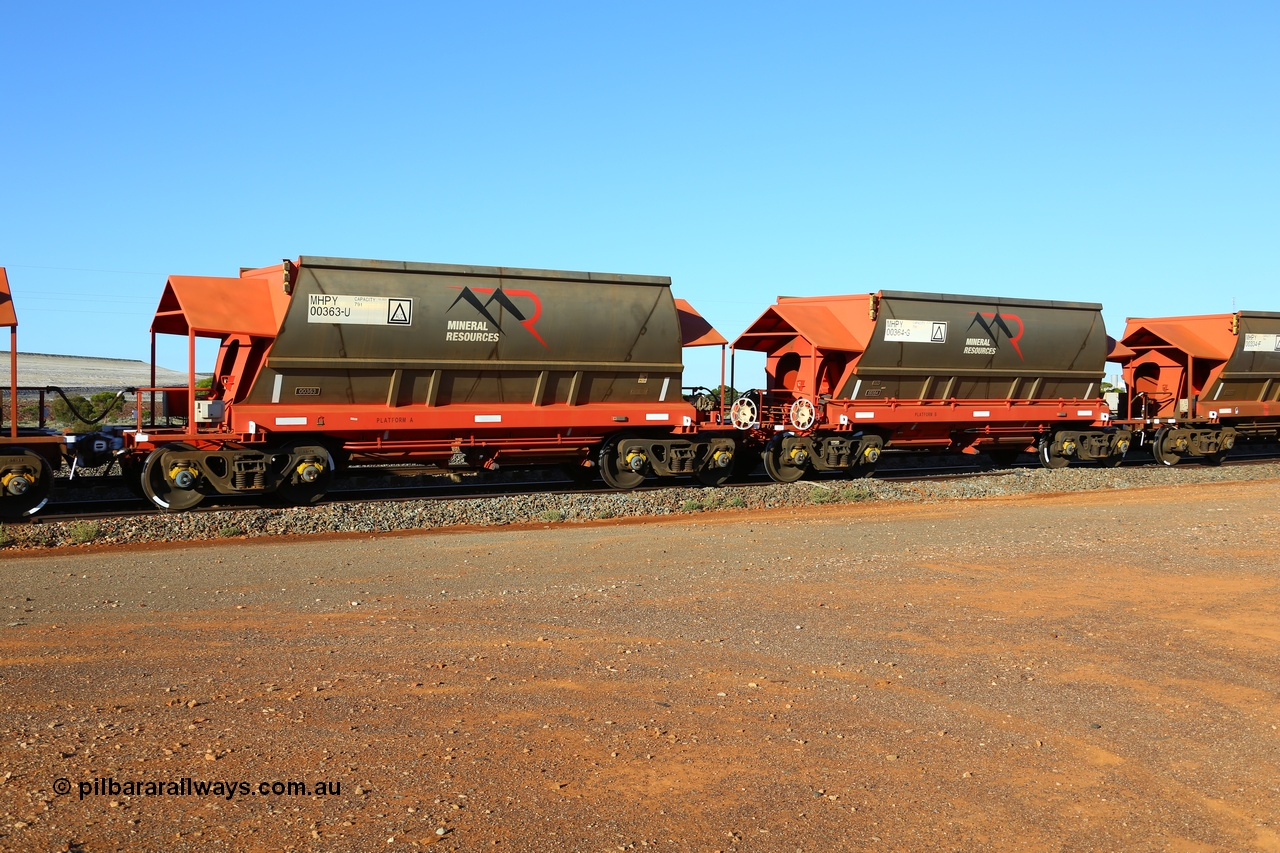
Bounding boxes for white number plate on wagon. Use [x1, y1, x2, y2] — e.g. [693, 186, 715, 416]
[307, 294, 413, 326]
[884, 319, 947, 343]
[1244, 333, 1280, 352]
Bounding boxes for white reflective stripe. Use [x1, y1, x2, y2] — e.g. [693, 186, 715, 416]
[851, 379, 862, 399]
[839, 414, 849, 425]
[136, 433, 150, 442]
[247, 422, 256, 435]
[683, 415, 692, 427]
[973, 411, 990, 417]
[646, 413, 669, 421]
[275, 417, 307, 426]
[474, 415, 502, 423]
[659, 377, 670, 402]
[272, 374, 283, 403]
[855, 412, 875, 420]
[1076, 410, 1093, 417]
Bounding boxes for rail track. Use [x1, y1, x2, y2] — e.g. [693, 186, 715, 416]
[22, 447, 1280, 526]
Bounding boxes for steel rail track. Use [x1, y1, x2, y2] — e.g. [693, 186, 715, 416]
[24, 449, 1280, 525]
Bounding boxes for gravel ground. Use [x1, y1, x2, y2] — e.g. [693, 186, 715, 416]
[1, 475, 1278, 851]
[5, 460, 1280, 552]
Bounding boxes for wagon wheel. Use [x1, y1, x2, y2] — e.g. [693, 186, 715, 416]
[1149, 427, 1182, 467]
[1036, 437, 1070, 470]
[270, 441, 336, 506]
[845, 459, 878, 479]
[599, 433, 646, 490]
[788, 397, 816, 431]
[762, 434, 807, 483]
[696, 463, 733, 487]
[844, 463, 875, 480]
[1193, 429, 1231, 466]
[729, 396, 759, 430]
[1201, 450, 1228, 466]
[141, 443, 207, 512]
[695, 444, 736, 487]
[0, 450, 54, 520]
[844, 440, 882, 479]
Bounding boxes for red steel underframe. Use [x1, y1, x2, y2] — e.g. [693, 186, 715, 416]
[125, 401, 723, 455]
[792, 397, 1113, 447]
[1114, 405, 1278, 434]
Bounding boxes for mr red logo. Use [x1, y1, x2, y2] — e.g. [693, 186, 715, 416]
[447, 287, 547, 348]
[966, 311, 1025, 360]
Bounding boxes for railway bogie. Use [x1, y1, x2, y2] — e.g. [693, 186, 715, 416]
[595, 432, 738, 489]
[1147, 425, 1237, 467]
[758, 431, 884, 482]
[132, 439, 341, 511]
[1038, 428, 1133, 469]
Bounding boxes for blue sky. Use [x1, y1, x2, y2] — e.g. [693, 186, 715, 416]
[2, 2, 1276, 386]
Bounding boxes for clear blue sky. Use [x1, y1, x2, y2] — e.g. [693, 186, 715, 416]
[2, 2, 1276, 386]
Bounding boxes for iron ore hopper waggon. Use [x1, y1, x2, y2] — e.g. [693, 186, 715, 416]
[728, 291, 1132, 480]
[1110, 311, 1280, 465]
[127, 257, 736, 510]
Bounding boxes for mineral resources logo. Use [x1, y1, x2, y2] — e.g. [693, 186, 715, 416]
[965, 311, 1025, 359]
[446, 286, 547, 347]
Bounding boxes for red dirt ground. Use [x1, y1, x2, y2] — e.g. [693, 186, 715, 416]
[2, 479, 1279, 851]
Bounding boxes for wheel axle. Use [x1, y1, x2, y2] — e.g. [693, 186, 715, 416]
[296, 461, 324, 483]
[3, 473, 32, 496]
